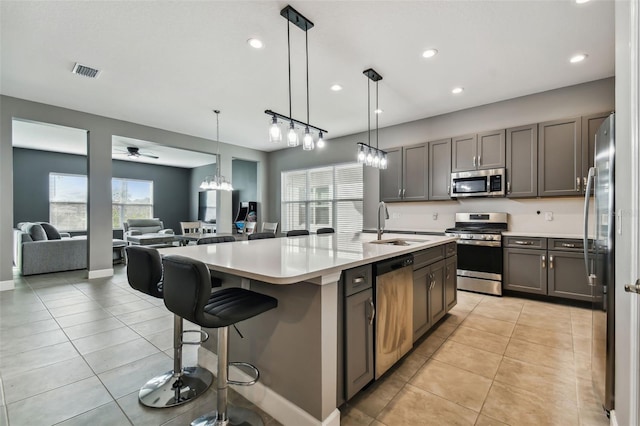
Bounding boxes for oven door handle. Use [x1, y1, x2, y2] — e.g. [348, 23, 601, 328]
[455, 239, 501, 247]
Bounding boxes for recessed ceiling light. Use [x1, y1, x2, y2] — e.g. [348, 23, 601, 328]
[575, 0, 590, 4]
[452, 87, 464, 94]
[422, 49, 438, 58]
[570, 53, 588, 63]
[374, 109, 383, 114]
[330, 84, 343, 91]
[247, 38, 263, 49]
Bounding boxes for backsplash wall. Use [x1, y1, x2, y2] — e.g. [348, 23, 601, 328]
[383, 197, 593, 236]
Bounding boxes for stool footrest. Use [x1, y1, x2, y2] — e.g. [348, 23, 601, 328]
[182, 329, 209, 345]
[228, 362, 259, 386]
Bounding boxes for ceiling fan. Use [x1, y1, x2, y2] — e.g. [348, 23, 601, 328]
[113, 146, 159, 159]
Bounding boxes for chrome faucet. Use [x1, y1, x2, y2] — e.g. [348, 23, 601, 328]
[377, 201, 390, 240]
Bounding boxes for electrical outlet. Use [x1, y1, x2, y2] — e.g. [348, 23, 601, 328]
[432, 213, 438, 220]
[545, 212, 553, 221]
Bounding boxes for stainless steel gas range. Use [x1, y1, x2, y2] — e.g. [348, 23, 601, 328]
[444, 213, 508, 296]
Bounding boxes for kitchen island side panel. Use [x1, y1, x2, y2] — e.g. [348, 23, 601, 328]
[201, 279, 335, 421]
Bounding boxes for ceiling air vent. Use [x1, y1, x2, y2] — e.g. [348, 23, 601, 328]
[71, 63, 100, 78]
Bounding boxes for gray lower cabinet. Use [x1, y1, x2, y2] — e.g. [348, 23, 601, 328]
[429, 260, 446, 325]
[445, 255, 457, 310]
[412, 265, 431, 342]
[504, 237, 594, 301]
[343, 265, 374, 400]
[506, 124, 538, 198]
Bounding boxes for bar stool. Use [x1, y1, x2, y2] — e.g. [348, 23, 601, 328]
[197, 236, 236, 245]
[125, 246, 213, 408]
[162, 255, 278, 426]
[286, 229, 309, 237]
[247, 232, 276, 241]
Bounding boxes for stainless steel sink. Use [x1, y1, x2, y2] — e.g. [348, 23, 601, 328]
[369, 238, 426, 246]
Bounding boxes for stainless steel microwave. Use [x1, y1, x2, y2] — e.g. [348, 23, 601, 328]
[450, 168, 506, 197]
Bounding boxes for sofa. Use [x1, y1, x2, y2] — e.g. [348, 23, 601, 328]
[13, 222, 125, 276]
[122, 218, 174, 244]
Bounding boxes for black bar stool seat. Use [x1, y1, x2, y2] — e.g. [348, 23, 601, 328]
[162, 255, 278, 426]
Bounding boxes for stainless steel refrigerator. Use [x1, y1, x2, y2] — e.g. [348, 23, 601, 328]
[583, 112, 615, 413]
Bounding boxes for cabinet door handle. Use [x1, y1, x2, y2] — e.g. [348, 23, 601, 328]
[478, 155, 481, 166]
[398, 188, 402, 198]
[353, 277, 365, 285]
[583, 176, 588, 190]
[447, 185, 450, 195]
[402, 188, 406, 198]
[576, 177, 581, 192]
[514, 240, 534, 245]
[549, 255, 554, 269]
[541, 255, 546, 269]
[561, 243, 576, 248]
[368, 297, 375, 325]
[507, 181, 511, 194]
[473, 156, 477, 167]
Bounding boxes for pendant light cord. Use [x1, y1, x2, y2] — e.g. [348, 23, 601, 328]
[376, 80, 379, 149]
[214, 110, 220, 179]
[306, 30, 309, 125]
[287, 17, 292, 119]
[367, 78, 371, 146]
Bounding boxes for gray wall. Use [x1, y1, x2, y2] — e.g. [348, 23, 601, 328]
[267, 77, 615, 230]
[232, 159, 258, 219]
[13, 148, 192, 237]
[0, 95, 268, 282]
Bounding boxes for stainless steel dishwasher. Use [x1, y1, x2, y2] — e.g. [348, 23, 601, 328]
[374, 254, 414, 379]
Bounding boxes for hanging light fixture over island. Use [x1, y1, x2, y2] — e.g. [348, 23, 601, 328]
[265, 5, 327, 150]
[357, 68, 387, 169]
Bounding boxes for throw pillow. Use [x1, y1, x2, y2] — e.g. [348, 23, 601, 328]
[38, 222, 62, 240]
[24, 223, 48, 241]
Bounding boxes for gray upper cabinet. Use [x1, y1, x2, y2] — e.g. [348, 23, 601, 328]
[428, 138, 452, 200]
[582, 111, 611, 188]
[403, 143, 429, 201]
[506, 124, 538, 198]
[380, 143, 429, 202]
[380, 147, 403, 202]
[452, 134, 477, 172]
[538, 117, 583, 196]
[452, 130, 505, 172]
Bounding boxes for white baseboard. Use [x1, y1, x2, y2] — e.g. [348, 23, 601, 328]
[610, 410, 618, 426]
[198, 347, 340, 426]
[87, 268, 113, 279]
[0, 279, 15, 292]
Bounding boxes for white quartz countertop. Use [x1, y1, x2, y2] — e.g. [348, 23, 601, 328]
[158, 233, 456, 285]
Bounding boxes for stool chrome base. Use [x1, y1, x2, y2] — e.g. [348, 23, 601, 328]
[190, 406, 264, 426]
[139, 366, 213, 408]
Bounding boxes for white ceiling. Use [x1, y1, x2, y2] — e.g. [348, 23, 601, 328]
[1, 1, 615, 155]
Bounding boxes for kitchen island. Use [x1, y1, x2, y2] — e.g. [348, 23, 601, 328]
[158, 232, 456, 426]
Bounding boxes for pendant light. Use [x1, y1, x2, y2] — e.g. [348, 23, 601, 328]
[357, 68, 387, 169]
[265, 5, 327, 150]
[200, 110, 233, 191]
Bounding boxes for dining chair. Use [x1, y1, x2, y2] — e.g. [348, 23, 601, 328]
[180, 221, 203, 235]
[316, 227, 335, 234]
[261, 222, 279, 234]
[248, 232, 277, 241]
[243, 221, 257, 235]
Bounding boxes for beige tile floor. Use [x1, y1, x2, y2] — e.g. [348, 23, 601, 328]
[0, 266, 280, 426]
[340, 291, 611, 426]
[0, 267, 611, 426]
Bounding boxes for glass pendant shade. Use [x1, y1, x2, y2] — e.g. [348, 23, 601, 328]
[269, 117, 282, 143]
[380, 152, 388, 170]
[303, 127, 314, 151]
[287, 122, 299, 147]
[365, 147, 374, 166]
[372, 152, 380, 168]
[317, 132, 325, 148]
[357, 143, 366, 164]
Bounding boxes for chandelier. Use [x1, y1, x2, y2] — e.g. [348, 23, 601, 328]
[200, 110, 233, 191]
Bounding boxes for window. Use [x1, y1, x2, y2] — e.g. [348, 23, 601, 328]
[111, 178, 154, 229]
[281, 163, 363, 233]
[49, 173, 153, 231]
